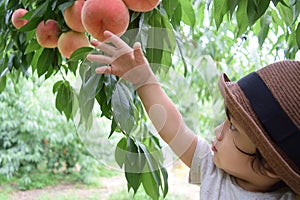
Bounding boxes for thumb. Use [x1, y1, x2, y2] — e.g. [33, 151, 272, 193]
[133, 42, 147, 65]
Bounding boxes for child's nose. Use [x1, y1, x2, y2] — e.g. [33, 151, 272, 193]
[214, 121, 225, 141]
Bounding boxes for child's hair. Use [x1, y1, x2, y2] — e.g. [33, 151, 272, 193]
[218, 60, 300, 195]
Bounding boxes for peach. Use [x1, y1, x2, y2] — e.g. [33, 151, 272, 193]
[57, 31, 90, 58]
[81, 0, 129, 41]
[64, 0, 86, 32]
[36, 19, 61, 48]
[11, 8, 28, 29]
[122, 0, 160, 12]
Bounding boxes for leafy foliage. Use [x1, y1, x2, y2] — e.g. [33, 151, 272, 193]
[0, 0, 299, 199]
[0, 76, 96, 189]
[212, 0, 300, 58]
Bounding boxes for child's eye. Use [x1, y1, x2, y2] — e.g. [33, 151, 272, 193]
[229, 122, 237, 131]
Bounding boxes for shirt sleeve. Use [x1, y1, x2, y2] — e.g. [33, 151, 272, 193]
[189, 136, 212, 185]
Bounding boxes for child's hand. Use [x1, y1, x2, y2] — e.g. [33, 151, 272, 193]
[87, 30, 156, 88]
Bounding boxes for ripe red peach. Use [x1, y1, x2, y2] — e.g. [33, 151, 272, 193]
[11, 8, 28, 29]
[36, 19, 61, 48]
[81, 0, 129, 41]
[57, 31, 90, 58]
[63, 0, 86, 32]
[122, 0, 160, 12]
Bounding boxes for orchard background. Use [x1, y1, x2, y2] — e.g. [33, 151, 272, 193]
[0, 0, 300, 199]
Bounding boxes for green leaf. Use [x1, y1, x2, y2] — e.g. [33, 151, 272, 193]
[52, 80, 64, 93]
[30, 48, 43, 72]
[130, 11, 141, 23]
[55, 84, 67, 114]
[271, 8, 284, 29]
[54, 81, 74, 120]
[213, 0, 230, 29]
[162, 0, 180, 19]
[138, 143, 161, 186]
[291, 0, 300, 24]
[143, 11, 166, 66]
[126, 137, 138, 166]
[271, 0, 279, 6]
[19, 1, 49, 32]
[96, 86, 111, 119]
[115, 137, 127, 168]
[276, 1, 293, 25]
[6, 0, 18, 9]
[142, 172, 159, 200]
[146, 48, 163, 68]
[104, 74, 117, 103]
[272, 0, 288, 7]
[68, 61, 79, 75]
[296, 22, 300, 48]
[125, 138, 142, 194]
[108, 117, 117, 139]
[58, 1, 74, 12]
[0, 75, 6, 93]
[179, 0, 195, 27]
[68, 47, 93, 62]
[161, 51, 172, 69]
[79, 98, 94, 129]
[160, 166, 169, 198]
[19, 17, 41, 32]
[140, 13, 167, 68]
[247, 0, 270, 26]
[111, 81, 135, 134]
[125, 171, 142, 194]
[7, 53, 15, 71]
[80, 73, 102, 103]
[236, 0, 249, 37]
[37, 48, 53, 77]
[161, 16, 177, 53]
[175, 35, 188, 76]
[63, 84, 74, 120]
[78, 64, 101, 124]
[25, 40, 41, 54]
[30, 1, 49, 20]
[170, 2, 182, 28]
[258, 13, 272, 47]
[229, 0, 241, 17]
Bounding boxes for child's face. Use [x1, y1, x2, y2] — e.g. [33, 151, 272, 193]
[212, 116, 258, 180]
[212, 113, 282, 192]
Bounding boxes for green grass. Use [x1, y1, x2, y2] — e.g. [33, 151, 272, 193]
[0, 165, 186, 200]
[97, 164, 122, 178]
[0, 185, 14, 200]
[107, 188, 185, 200]
[0, 164, 124, 200]
[0, 163, 119, 190]
[36, 193, 101, 200]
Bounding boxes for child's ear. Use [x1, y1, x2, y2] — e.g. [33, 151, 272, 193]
[265, 169, 279, 179]
[263, 163, 280, 179]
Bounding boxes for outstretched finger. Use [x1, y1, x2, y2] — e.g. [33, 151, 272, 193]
[87, 54, 112, 65]
[103, 30, 129, 49]
[95, 66, 112, 74]
[90, 40, 115, 56]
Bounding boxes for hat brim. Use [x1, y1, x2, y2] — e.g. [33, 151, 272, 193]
[218, 73, 300, 195]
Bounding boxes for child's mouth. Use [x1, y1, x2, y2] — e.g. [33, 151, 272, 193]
[212, 145, 218, 152]
[211, 140, 218, 152]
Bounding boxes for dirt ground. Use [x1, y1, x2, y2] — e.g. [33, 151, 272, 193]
[8, 163, 199, 200]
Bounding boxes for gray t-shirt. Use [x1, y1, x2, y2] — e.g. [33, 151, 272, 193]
[189, 137, 297, 199]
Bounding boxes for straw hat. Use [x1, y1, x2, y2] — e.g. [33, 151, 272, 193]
[218, 60, 300, 195]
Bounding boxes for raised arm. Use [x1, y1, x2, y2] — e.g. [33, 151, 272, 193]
[87, 31, 198, 167]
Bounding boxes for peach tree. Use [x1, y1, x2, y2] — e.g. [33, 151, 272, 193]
[1, 0, 300, 199]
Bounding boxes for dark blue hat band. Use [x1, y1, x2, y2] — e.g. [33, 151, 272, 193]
[237, 72, 300, 169]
